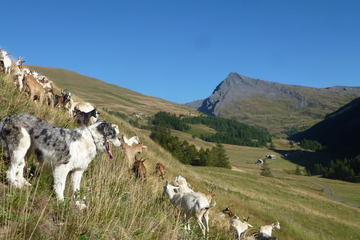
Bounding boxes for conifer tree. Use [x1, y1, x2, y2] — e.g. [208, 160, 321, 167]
[213, 142, 231, 169]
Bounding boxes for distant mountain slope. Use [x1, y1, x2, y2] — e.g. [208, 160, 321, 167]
[292, 97, 360, 157]
[185, 72, 360, 134]
[29, 65, 197, 118]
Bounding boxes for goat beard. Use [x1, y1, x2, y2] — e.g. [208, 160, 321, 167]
[106, 142, 113, 160]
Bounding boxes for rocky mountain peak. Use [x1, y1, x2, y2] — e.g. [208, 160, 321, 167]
[185, 72, 360, 133]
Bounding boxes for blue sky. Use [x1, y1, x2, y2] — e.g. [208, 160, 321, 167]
[2, 1, 360, 104]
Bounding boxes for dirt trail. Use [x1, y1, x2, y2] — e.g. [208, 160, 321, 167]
[231, 166, 245, 173]
[312, 182, 360, 208]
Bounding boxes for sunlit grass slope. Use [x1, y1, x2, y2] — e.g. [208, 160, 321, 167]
[0, 72, 360, 239]
[29, 65, 198, 118]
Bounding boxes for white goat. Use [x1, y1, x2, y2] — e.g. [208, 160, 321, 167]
[121, 134, 140, 146]
[13, 71, 25, 91]
[1, 49, 12, 74]
[22, 67, 31, 75]
[173, 175, 215, 204]
[32, 71, 39, 80]
[163, 180, 216, 236]
[259, 220, 280, 237]
[15, 56, 25, 69]
[173, 175, 194, 193]
[222, 206, 253, 240]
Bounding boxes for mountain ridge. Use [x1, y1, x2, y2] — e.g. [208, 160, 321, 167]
[186, 72, 360, 134]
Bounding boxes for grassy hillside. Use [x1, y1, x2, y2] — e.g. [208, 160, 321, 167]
[219, 90, 358, 135]
[29, 65, 198, 118]
[293, 97, 360, 157]
[1, 71, 360, 239]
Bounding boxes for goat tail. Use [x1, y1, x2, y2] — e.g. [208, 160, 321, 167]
[203, 201, 216, 211]
[209, 200, 216, 209]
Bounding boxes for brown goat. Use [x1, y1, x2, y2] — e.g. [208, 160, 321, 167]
[154, 162, 166, 180]
[23, 74, 45, 104]
[132, 157, 147, 180]
[120, 140, 146, 168]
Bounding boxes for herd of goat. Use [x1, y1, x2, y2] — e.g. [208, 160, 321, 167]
[0, 48, 280, 239]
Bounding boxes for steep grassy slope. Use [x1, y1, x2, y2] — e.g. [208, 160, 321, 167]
[292, 97, 360, 157]
[29, 65, 198, 118]
[1, 71, 360, 239]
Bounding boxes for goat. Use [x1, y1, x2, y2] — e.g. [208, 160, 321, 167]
[121, 134, 140, 146]
[31, 70, 39, 80]
[16, 56, 25, 69]
[173, 175, 215, 203]
[55, 90, 72, 108]
[11, 57, 23, 73]
[173, 175, 194, 193]
[163, 180, 216, 236]
[201, 189, 216, 204]
[222, 206, 253, 240]
[23, 74, 45, 104]
[259, 220, 280, 238]
[239, 228, 278, 240]
[0, 49, 12, 74]
[39, 79, 54, 92]
[69, 102, 97, 123]
[132, 156, 147, 180]
[120, 139, 146, 168]
[13, 56, 30, 74]
[45, 89, 56, 108]
[154, 162, 166, 180]
[74, 108, 99, 126]
[13, 71, 25, 91]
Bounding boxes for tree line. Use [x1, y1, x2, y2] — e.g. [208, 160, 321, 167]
[308, 155, 360, 182]
[152, 112, 272, 147]
[150, 130, 231, 168]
